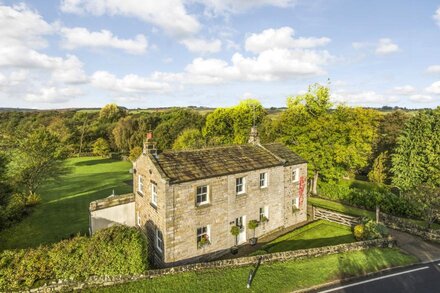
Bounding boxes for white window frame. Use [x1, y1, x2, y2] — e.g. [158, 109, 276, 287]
[138, 176, 144, 194]
[293, 197, 299, 208]
[196, 225, 211, 246]
[236, 177, 246, 194]
[155, 229, 164, 253]
[196, 185, 209, 206]
[151, 182, 158, 207]
[136, 211, 141, 226]
[259, 206, 269, 221]
[292, 168, 299, 183]
[259, 172, 268, 188]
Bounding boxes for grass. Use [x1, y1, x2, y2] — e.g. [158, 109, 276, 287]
[0, 157, 132, 250]
[258, 220, 355, 254]
[308, 196, 440, 230]
[86, 248, 416, 293]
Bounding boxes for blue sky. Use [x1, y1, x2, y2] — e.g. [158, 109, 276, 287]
[0, 0, 439, 109]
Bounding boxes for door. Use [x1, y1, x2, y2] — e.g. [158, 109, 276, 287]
[235, 215, 246, 244]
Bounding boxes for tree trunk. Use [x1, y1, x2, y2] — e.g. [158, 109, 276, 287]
[376, 205, 380, 223]
[312, 171, 319, 195]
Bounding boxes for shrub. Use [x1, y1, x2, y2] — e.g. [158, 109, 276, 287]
[0, 225, 148, 291]
[353, 224, 365, 240]
[25, 192, 41, 207]
[364, 220, 389, 240]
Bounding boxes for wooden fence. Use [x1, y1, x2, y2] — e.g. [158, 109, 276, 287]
[310, 206, 361, 227]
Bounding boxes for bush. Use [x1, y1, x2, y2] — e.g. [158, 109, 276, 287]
[364, 220, 389, 240]
[353, 224, 365, 240]
[0, 225, 148, 291]
[25, 192, 41, 207]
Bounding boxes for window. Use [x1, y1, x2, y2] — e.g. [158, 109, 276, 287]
[155, 229, 164, 253]
[136, 211, 141, 226]
[259, 206, 269, 221]
[236, 177, 245, 194]
[292, 168, 299, 182]
[259, 172, 267, 188]
[197, 225, 210, 247]
[293, 197, 299, 208]
[138, 176, 144, 194]
[151, 182, 158, 206]
[196, 185, 209, 205]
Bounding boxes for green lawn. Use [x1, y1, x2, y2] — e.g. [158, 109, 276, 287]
[309, 196, 440, 230]
[258, 220, 355, 254]
[0, 157, 132, 250]
[87, 248, 416, 293]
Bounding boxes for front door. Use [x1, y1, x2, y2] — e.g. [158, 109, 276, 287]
[236, 215, 246, 244]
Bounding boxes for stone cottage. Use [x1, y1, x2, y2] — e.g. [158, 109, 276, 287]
[133, 128, 308, 266]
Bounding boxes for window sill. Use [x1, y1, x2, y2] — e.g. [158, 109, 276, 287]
[195, 202, 211, 209]
[260, 186, 268, 189]
[236, 192, 247, 198]
[137, 191, 144, 197]
[150, 202, 158, 210]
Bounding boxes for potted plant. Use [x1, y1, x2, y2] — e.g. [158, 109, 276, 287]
[248, 219, 259, 246]
[260, 215, 269, 226]
[197, 234, 210, 249]
[230, 225, 240, 254]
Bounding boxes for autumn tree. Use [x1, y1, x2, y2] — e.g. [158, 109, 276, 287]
[392, 108, 440, 190]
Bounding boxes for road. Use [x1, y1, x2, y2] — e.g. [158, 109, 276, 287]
[312, 260, 440, 293]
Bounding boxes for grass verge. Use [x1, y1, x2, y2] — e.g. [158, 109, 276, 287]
[86, 248, 416, 293]
[0, 157, 132, 250]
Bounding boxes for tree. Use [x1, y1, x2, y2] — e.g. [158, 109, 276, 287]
[405, 184, 440, 228]
[93, 138, 110, 157]
[368, 151, 388, 184]
[278, 84, 378, 194]
[129, 146, 143, 162]
[392, 108, 440, 190]
[203, 108, 235, 145]
[99, 103, 127, 123]
[173, 128, 205, 150]
[9, 128, 68, 194]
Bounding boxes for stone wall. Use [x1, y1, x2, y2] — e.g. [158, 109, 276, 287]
[380, 212, 440, 242]
[26, 238, 395, 292]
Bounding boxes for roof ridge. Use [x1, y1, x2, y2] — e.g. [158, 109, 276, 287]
[161, 143, 257, 154]
[258, 143, 287, 165]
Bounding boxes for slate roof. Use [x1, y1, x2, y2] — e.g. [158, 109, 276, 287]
[150, 142, 306, 184]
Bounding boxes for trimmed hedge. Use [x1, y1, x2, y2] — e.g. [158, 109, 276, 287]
[0, 225, 148, 291]
[317, 181, 419, 219]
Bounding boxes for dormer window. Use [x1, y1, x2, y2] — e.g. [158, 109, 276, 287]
[196, 185, 209, 205]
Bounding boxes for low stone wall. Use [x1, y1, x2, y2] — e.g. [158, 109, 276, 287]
[26, 238, 395, 292]
[312, 206, 361, 227]
[380, 212, 440, 242]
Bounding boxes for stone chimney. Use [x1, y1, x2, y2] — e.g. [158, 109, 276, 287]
[143, 132, 158, 157]
[248, 126, 260, 145]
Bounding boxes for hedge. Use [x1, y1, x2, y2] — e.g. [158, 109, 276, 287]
[0, 225, 148, 291]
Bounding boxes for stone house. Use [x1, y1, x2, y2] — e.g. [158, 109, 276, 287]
[133, 128, 307, 266]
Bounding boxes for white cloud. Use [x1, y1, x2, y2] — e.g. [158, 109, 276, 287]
[91, 71, 171, 94]
[25, 87, 83, 103]
[434, 7, 440, 26]
[409, 94, 435, 103]
[245, 27, 330, 54]
[426, 65, 440, 74]
[0, 70, 28, 88]
[426, 81, 440, 94]
[332, 90, 399, 105]
[375, 38, 399, 55]
[390, 85, 416, 95]
[60, 0, 200, 38]
[192, 0, 297, 16]
[60, 27, 148, 54]
[180, 38, 222, 54]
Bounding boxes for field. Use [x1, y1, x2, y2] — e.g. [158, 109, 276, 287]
[0, 157, 132, 250]
[260, 220, 355, 254]
[87, 248, 416, 293]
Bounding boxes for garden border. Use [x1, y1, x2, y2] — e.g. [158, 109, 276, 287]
[24, 238, 395, 292]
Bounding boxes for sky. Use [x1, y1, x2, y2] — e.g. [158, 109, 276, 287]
[0, 0, 440, 109]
